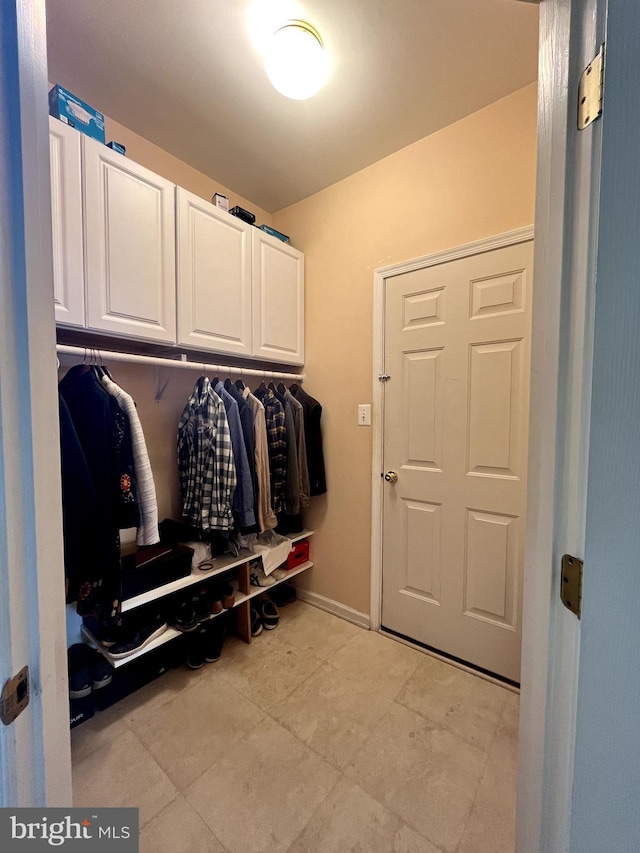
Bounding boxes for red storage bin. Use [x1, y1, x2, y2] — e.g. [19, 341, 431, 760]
[287, 540, 310, 570]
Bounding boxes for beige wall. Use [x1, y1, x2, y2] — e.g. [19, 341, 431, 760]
[102, 114, 272, 226]
[272, 83, 538, 616]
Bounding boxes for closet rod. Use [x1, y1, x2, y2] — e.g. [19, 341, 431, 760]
[56, 344, 306, 383]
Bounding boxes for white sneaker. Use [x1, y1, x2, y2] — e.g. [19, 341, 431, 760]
[250, 564, 276, 587]
[272, 568, 288, 581]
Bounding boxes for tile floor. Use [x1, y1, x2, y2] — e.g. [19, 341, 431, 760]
[72, 600, 519, 853]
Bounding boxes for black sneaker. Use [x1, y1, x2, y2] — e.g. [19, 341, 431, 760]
[204, 618, 227, 663]
[170, 600, 198, 633]
[250, 607, 263, 637]
[90, 652, 113, 689]
[260, 599, 280, 630]
[186, 625, 207, 669]
[67, 644, 93, 699]
[108, 616, 168, 660]
[192, 588, 212, 623]
[269, 583, 297, 607]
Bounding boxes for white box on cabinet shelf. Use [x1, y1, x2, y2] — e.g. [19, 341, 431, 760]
[212, 192, 229, 212]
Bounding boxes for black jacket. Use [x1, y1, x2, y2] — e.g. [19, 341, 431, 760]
[290, 385, 327, 496]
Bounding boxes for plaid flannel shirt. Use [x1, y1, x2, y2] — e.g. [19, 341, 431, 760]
[254, 386, 287, 514]
[178, 378, 237, 531]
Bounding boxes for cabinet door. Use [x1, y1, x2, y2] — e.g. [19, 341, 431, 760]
[252, 230, 304, 365]
[82, 137, 176, 342]
[49, 117, 85, 327]
[176, 188, 252, 356]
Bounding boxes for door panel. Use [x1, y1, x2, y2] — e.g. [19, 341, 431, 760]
[381, 239, 533, 682]
[403, 349, 443, 469]
[468, 340, 523, 477]
[404, 499, 442, 601]
[464, 509, 517, 628]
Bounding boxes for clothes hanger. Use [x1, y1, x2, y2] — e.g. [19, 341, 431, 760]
[80, 347, 92, 374]
[99, 351, 114, 381]
[256, 370, 267, 393]
[193, 363, 207, 392]
[277, 372, 287, 395]
[90, 348, 105, 379]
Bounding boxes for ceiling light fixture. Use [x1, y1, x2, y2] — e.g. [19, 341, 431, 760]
[263, 20, 330, 100]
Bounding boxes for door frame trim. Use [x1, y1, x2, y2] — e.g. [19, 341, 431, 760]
[370, 224, 534, 633]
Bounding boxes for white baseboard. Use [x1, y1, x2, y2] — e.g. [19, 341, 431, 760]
[294, 588, 371, 630]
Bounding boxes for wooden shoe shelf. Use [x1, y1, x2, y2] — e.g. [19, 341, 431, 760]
[81, 530, 314, 667]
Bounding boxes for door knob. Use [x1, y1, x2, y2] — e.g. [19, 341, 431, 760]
[384, 471, 398, 483]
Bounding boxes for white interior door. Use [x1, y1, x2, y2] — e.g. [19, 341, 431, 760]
[381, 236, 534, 683]
[0, 0, 72, 806]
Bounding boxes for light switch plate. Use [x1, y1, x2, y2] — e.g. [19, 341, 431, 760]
[358, 404, 371, 426]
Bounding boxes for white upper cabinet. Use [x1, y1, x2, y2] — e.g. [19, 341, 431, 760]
[176, 188, 253, 356]
[252, 229, 304, 365]
[51, 132, 304, 363]
[49, 117, 85, 327]
[82, 137, 176, 343]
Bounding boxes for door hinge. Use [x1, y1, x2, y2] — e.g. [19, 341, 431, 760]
[560, 554, 583, 618]
[578, 44, 604, 130]
[378, 373, 391, 381]
[0, 666, 30, 726]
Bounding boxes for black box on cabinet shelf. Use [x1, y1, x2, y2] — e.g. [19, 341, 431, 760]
[229, 205, 256, 225]
[121, 543, 193, 600]
[94, 634, 187, 711]
[69, 692, 94, 729]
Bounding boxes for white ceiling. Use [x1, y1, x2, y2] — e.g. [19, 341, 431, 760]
[45, 0, 539, 212]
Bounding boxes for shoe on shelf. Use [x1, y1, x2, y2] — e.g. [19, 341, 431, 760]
[90, 651, 113, 690]
[269, 583, 297, 607]
[108, 616, 168, 660]
[210, 589, 223, 615]
[250, 607, 263, 637]
[170, 600, 198, 633]
[221, 582, 235, 609]
[250, 563, 276, 587]
[272, 567, 288, 581]
[67, 644, 93, 700]
[186, 625, 207, 670]
[260, 599, 280, 630]
[204, 618, 227, 663]
[193, 588, 212, 623]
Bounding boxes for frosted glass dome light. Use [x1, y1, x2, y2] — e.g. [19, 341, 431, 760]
[264, 21, 329, 100]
